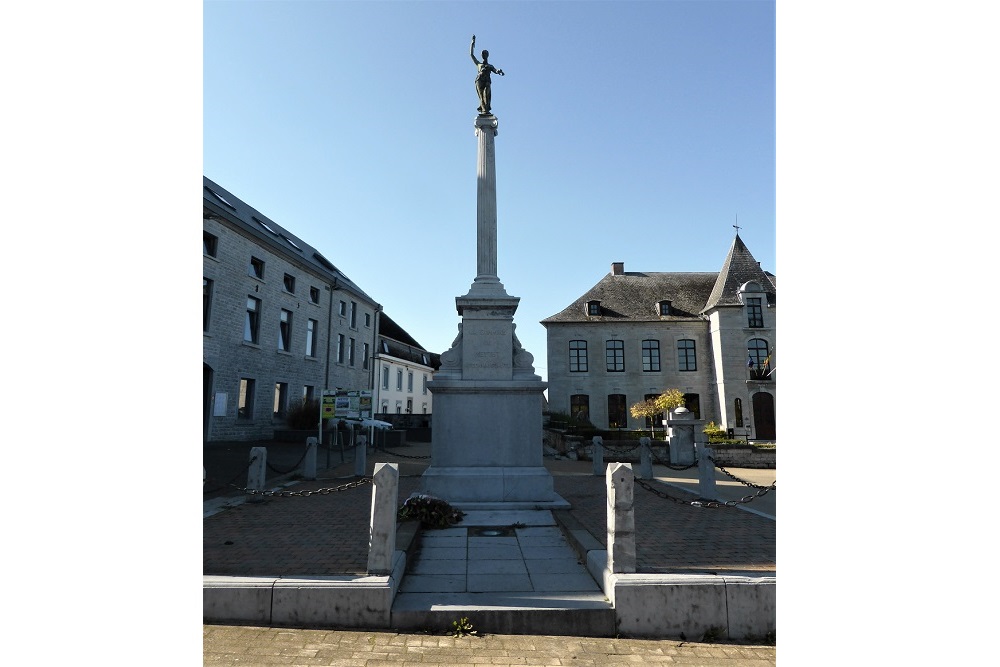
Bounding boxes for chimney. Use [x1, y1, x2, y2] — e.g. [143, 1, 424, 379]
[611, 261, 624, 276]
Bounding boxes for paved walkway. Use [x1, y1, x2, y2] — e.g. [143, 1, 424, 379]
[202, 624, 778, 666]
[203, 439, 776, 662]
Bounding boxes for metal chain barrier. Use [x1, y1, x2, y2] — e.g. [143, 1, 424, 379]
[709, 456, 776, 491]
[635, 476, 773, 508]
[643, 441, 699, 471]
[237, 476, 373, 498]
[265, 443, 311, 475]
[602, 442, 641, 455]
[203, 455, 258, 495]
[378, 448, 430, 460]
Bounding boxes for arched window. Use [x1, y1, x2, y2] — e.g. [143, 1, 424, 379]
[607, 394, 627, 429]
[734, 398, 744, 427]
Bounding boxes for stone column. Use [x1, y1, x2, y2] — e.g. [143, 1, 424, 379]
[696, 442, 717, 500]
[474, 114, 499, 284]
[367, 462, 399, 576]
[606, 462, 636, 574]
[592, 436, 604, 477]
[354, 434, 368, 478]
[638, 437, 652, 480]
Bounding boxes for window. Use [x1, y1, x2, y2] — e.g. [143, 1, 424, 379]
[365, 313, 371, 327]
[396, 370, 403, 391]
[677, 339, 696, 371]
[337, 334, 345, 363]
[249, 256, 265, 279]
[734, 398, 744, 427]
[283, 273, 295, 293]
[641, 340, 660, 372]
[203, 278, 213, 332]
[422, 374, 428, 395]
[607, 394, 627, 429]
[683, 393, 701, 419]
[382, 366, 390, 390]
[303, 385, 315, 403]
[396, 402, 403, 414]
[348, 338, 356, 366]
[309, 286, 320, 304]
[587, 301, 601, 316]
[306, 319, 317, 357]
[203, 231, 218, 257]
[406, 399, 413, 413]
[238, 378, 255, 419]
[748, 338, 770, 378]
[350, 302, 357, 328]
[339, 300, 347, 317]
[382, 341, 389, 354]
[244, 297, 261, 344]
[278, 309, 292, 351]
[407, 371, 413, 393]
[253, 215, 278, 235]
[658, 300, 671, 316]
[570, 395, 590, 422]
[746, 297, 764, 328]
[273, 382, 288, 418]
[569, 340, 588, 372]
[363, 343, 370, 370]
[606, 340, 624, 372]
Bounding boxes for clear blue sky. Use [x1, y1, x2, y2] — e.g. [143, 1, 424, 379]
[203, 0, 776, 382]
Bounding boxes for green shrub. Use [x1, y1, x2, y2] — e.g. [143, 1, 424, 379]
[285, 399, 320, 430]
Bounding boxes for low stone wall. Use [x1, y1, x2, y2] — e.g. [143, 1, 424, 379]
[543, 430, 775, 469]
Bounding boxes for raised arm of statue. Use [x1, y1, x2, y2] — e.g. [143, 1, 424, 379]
[470, 35, 479, 65]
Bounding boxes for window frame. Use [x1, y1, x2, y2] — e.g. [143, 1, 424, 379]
[677, 339, 697, 372]
[278, 309, 293, 352]
[306, 318, 317, 357]
[283, 273, 296, 293]
[203, 278, 213, 332]
[641, 339, 661, 372]
[607, 394, 627, 429]
[249, 256, 265, 279]
[605, 340, 624, 372]
[569, 340, 588, 372]
[746, 297, 764, 328]
[203, 231, 218, 257]
[238, 378, 255, 420]
[309, 286, 320, 304]
[244, 296, 261, 344]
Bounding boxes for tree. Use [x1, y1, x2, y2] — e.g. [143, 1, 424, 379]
[654, 388, 685, 413]
[629, 398, 661, 438]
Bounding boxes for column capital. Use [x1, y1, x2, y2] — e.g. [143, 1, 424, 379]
[474, 114, 498, 135]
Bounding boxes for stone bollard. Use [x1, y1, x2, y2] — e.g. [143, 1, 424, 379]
[696, 441, 717, 500]
[606, 462, 636, 574]
[354, 434, 368, 477]
[592, 436, 604, 476]
[247, 446, 267, 503]
[303, 437, 318, 480]
[367, 462, 399, 576]
[638, 437, 653, 479]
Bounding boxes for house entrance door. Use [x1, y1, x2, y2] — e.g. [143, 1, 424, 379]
[752, 391, 775, 440]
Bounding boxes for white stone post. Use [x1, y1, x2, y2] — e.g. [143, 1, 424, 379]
[354, 433, 368, 478]
[638, 437, 653, 480]
[606, 462, 636, 574]
[303, 437, 318, 480]
[247, 446, 267, 503]
[367, 462, 399, 576]
[592, 436, 604, 477]
[697, 442, 717, 500]
[667, 408, 697, 466]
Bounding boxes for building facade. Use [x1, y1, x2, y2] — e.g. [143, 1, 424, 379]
[541, 234, 776, 441]
[203, 177, 381, 441]
[372, 312, 439, 418]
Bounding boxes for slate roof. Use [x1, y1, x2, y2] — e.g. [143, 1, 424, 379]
[540, 234, 774, 325]
[378, 312, 442, 370]
[702, 234, 776, 311]
[203, 176, 378, 305]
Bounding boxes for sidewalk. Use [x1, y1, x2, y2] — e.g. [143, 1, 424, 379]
[203, 624, 778, 666]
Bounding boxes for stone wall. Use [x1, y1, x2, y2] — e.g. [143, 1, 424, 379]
[543, 430, 775, 469]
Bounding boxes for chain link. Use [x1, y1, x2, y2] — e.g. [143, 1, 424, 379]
[709, 456, 776, 491]
[635, 476, 773, 508]
[265, 444, 311, 475]
[378, 448, 431, 460]
[643, 441, 700, 471]
[236, 476, 373, 498]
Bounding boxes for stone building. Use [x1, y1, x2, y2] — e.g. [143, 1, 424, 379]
[203, 176, 381, 441]
[372, 312, 439, 418]
[541, 234, 776, 440]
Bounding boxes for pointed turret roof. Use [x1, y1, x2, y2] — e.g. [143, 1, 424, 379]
[701, 234, 776, 313]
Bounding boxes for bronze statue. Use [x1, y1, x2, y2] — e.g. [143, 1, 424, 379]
[470, 35, 504, 115]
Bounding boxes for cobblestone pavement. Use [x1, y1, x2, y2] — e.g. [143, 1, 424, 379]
[203, 441, 775, 577]
[202, 625, 777, 666]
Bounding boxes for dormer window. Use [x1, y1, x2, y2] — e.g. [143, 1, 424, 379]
[586, 300, 601, 316]
[737, 281, 767, 328]
[657, 300, 671, 316]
